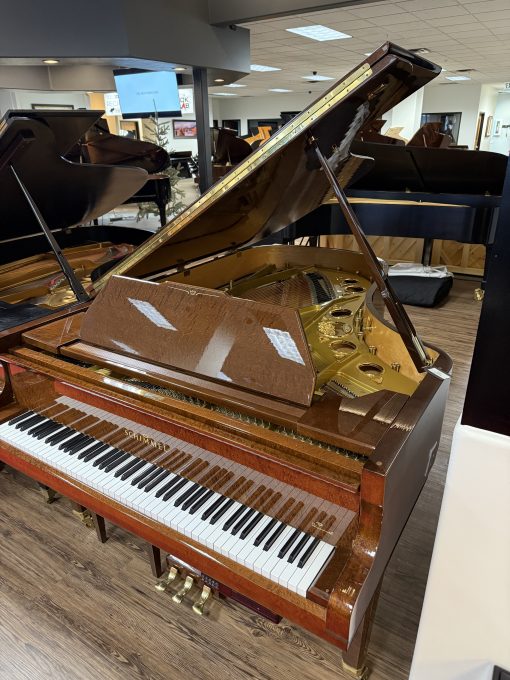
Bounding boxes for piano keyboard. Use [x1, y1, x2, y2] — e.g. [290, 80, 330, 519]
[0, 396, 354, 598]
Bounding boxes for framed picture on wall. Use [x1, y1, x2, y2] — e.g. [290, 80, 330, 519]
[494, 119, 502, 136]
[31, 103, 75, 110]
[119, 120, 140, 139]
[485, 115, 493, 137]
[420, 111, 462, 144]
[173, 120, 197, 138]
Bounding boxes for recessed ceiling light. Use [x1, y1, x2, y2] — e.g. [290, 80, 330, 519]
[226, 83, 246, 88]
[212, 92, 237, 96]
[251, 64, 281, 72]
[446, 75, 470, 81]
[214, 78, 225, 83]
[286, 25, 351, 41]
[269, 88, 293, 93]
[364, 52, 372, 56]
[174, 67, 186, 72]
[410, 47, 431, 54]
[42, 58, 59, 64]
[301, 74, 334, 81]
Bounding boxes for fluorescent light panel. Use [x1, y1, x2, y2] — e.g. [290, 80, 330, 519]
[301, 74, 334, 81]
[212, 92, 237, 96]
[225, 83, 246, 88]
[446, 75, 470, 81]
[269, 88, 293, 93]
[286, 25, 351, 41]
[251, 64, 281, 72]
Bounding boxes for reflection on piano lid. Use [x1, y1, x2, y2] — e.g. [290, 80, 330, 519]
[0, 44, 453, 663]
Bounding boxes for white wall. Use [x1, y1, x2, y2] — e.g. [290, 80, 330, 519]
[382, 90, 424, 141]
[213, 93, 314, 135]
[489, 93, 510, 156]
[421, 83, 482, 149]
[0, 89, 89, 116]
[478, 84, 499, 151]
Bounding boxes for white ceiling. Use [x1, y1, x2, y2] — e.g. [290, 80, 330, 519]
[210, 0, 510, 98]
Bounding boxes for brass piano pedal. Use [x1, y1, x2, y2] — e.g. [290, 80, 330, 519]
[38, 484, 57, 504]
[172, 574, 194, 604]
[341, 660, 369, 680]
[192, 584, 212, 617]
[155, 566, 179, 592]
[474, 288, 484, 301]
[72, 508, 94, 528]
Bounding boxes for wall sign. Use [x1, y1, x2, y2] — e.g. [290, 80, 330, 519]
[179, 88, 194, 115]
[104, 91, 121, 116]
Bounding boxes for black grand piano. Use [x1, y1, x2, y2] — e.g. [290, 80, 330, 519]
[284, 139, 508, 286]
[0, 110, 151, 332]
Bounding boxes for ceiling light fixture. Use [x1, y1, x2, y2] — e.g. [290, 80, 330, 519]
[364, 52, 372, 56]
[174, 67, 186, 72]
[269, 88, 293, 93]
[286, 25, 351, 41]
[226, 83, 246, 88]
[410, 47, 431, 54]
[446, 75, 470, 81]
[251, 64, 281, 72]
[301, 74, 334, 81]
[42, 58, 59, 64]
[214, 78, 225, 83]
[212, 92, 237, 96]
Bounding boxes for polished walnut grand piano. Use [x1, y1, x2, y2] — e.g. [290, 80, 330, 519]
[0, 44, 451, 679]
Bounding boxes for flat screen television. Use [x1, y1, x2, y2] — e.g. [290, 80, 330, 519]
[113, 69, 181, 119]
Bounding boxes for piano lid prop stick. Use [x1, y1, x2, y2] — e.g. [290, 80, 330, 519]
[307, 133, 432, 372]
[9, 164, 89, 304]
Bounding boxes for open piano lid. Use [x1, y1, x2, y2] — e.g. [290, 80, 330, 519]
[92, 44, 440, 288]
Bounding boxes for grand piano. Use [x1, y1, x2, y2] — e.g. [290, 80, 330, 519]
[0, 44, 451, 679]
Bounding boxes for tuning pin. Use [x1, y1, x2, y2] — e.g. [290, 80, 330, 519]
[391, 362, 401, 372]
[192, 585, 212, 616]
[368, 346, 377, 355]
[172, 574, 194, 604]
[155, 566, 179, 592]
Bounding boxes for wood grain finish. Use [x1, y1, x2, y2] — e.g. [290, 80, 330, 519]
[0, 280, 479, 680]
[22, 313, 85, 353]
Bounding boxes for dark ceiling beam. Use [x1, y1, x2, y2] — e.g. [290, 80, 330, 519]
[208, 0, 374, 26]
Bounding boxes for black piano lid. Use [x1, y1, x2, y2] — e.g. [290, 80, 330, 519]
[92, 42, 441, 287]
[1, 109, 104, 156]
[0, 114, 148, 242]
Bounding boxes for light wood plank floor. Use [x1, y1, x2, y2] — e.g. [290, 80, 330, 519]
[0, 280, 481, 680]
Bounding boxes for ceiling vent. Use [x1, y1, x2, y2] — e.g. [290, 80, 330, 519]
[410, 47, 431, 54]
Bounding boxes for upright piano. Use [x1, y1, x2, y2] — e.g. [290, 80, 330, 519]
[0, 43, 451, 679]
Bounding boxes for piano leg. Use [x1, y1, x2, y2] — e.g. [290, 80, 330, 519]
[37, 482, 57, 504]
[341, 583, 382, 680]
[421, 237, 434, 266]
[148, 544, 164, 578]
[91, 512, 108, 543]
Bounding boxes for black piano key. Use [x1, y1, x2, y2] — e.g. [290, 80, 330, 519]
[188, 489, 215, 515]
[277, 528, 302, 559]
[297, 537, 321, 569]
[162, 478, 189, 502]
[46, 427, 76, 445]
[66, 436, 95, 455]
[136, 466, 166, 490]
[98, 449, 125, 470]
[239, 512, 264, 540]
[8, 411, 32, 425]
[131, 464, 158, 486]
[231, 508, 257, 536]
[60, 433, 88, 451]
[202, 495, 227, 521]
[104, 452, 132, 473]
[94, 448, 122, 468]
[17, 414, 45, 430]
[78, 441, 107, 460]
[174, 482, 201, 507]
[114, 457, 141, 477]
[144, 470, 171, 493]
[121, 459, 147, 481]
[154, 475, 181, 499]
[223, 504, 248, 532]
[263, 522, 286, 552]
[287, 533, 312, 565]
[82, 443, 110, 462]
[182, 486, 209, 512]
[28, 419, 58, 436]
[36, 423, 67, 440]
[209, 498, 235, 525]
[254, 518, 278, 547]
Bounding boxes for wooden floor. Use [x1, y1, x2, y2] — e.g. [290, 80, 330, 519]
[0, 280, 481, 680]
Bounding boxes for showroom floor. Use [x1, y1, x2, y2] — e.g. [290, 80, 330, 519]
[0, 278, 480, 680]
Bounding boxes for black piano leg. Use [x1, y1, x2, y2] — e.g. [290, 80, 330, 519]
[0, 461, 5, 472]
[148, 544, 164, 578]
[421, 238, 434, 266]
[341, 583, 382, 679]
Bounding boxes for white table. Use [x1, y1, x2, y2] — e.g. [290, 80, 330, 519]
[410, 421, 510, 680]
